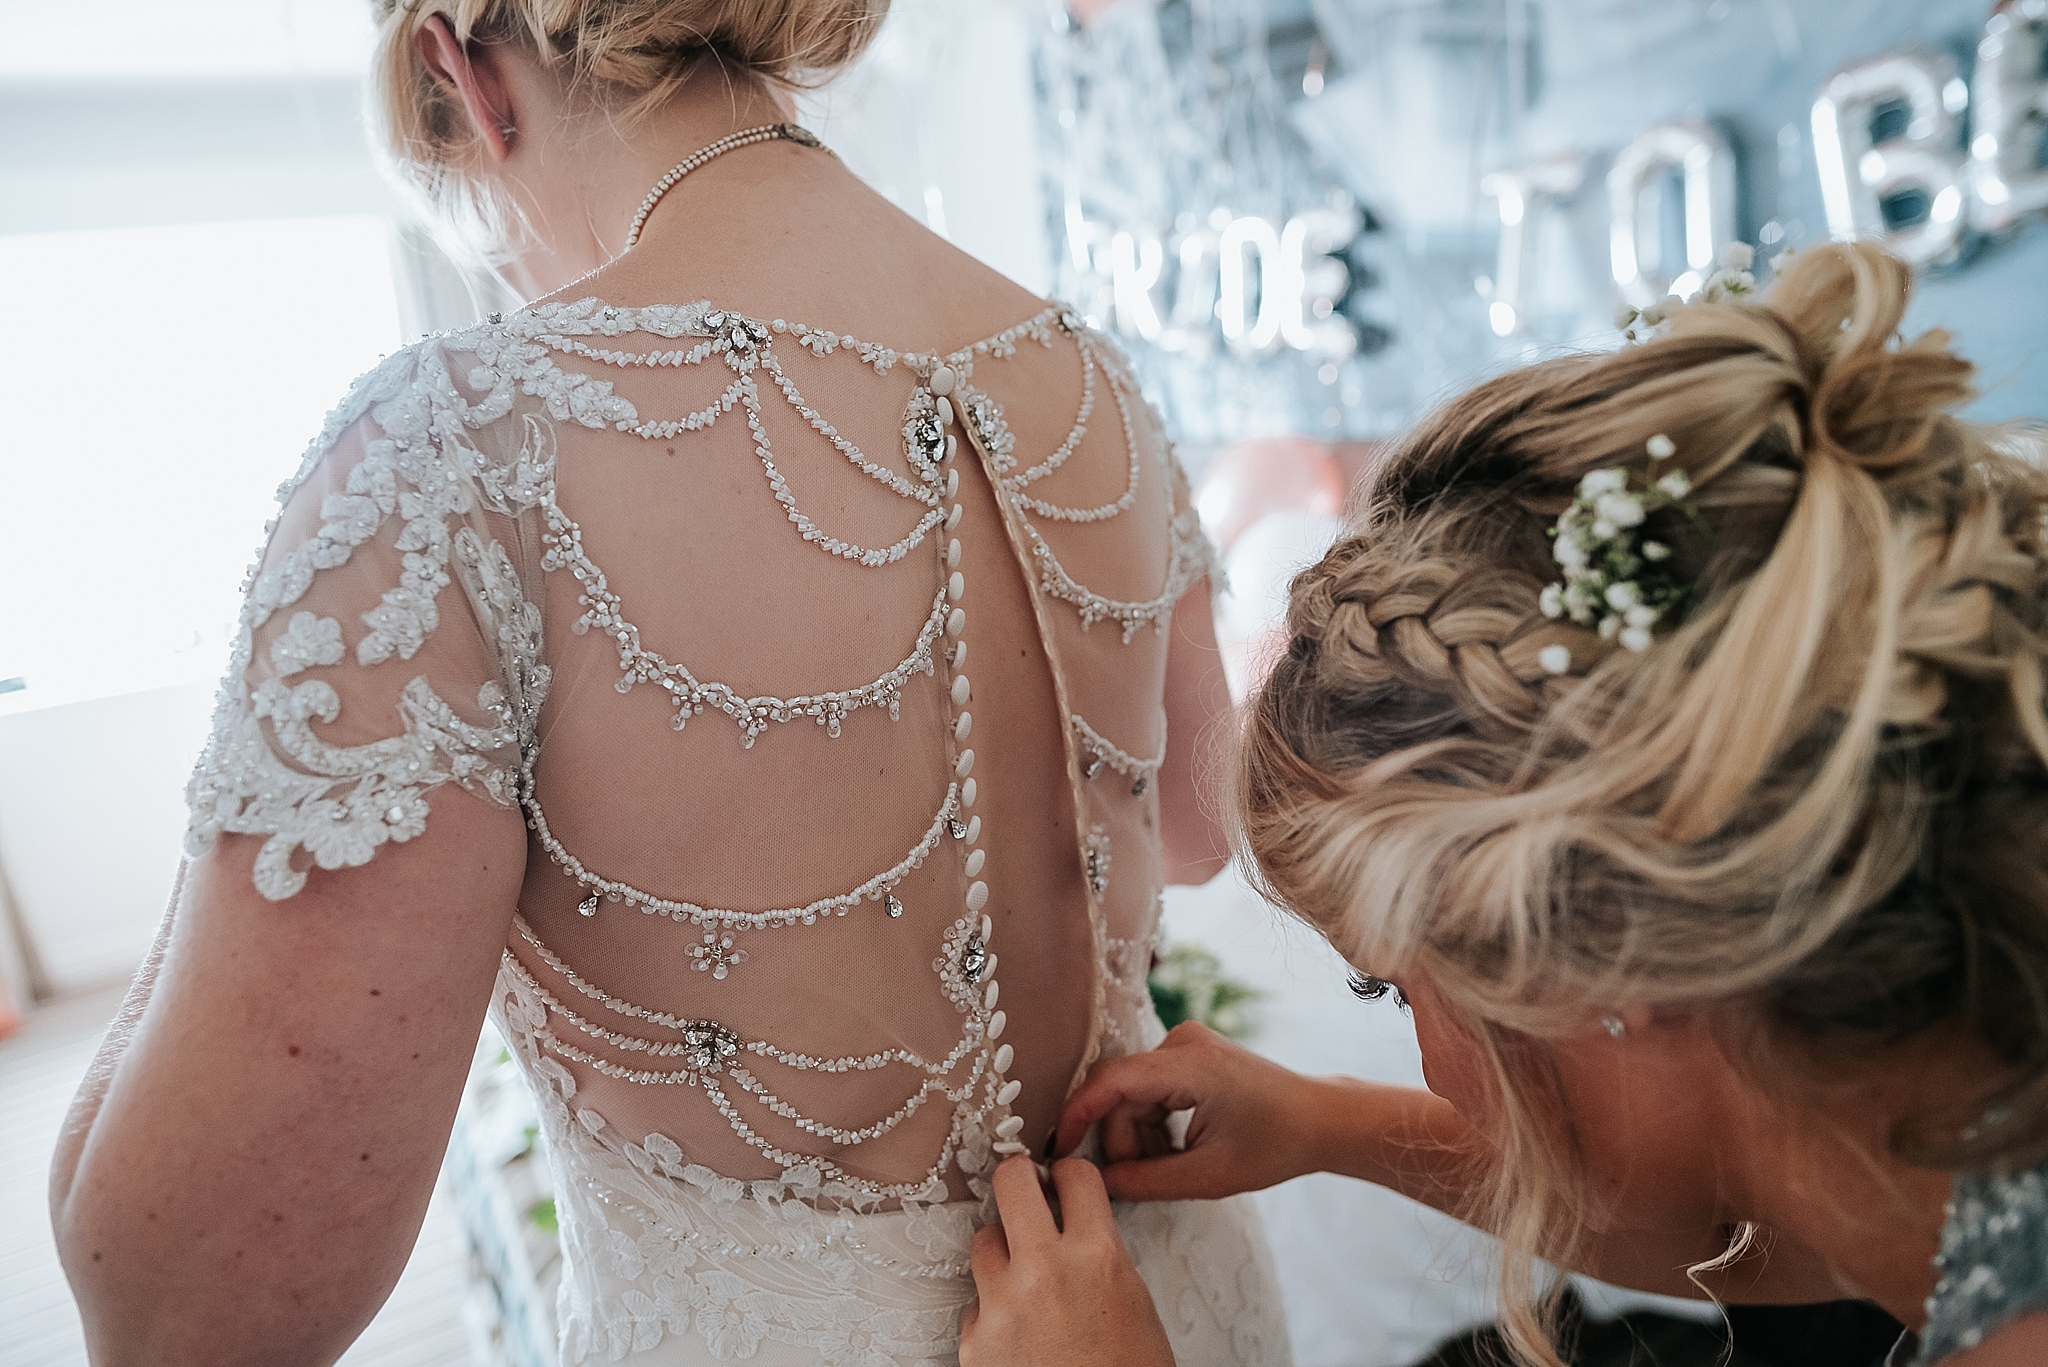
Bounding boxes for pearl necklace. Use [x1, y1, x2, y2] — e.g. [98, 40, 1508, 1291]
[623, 121, 830, 249]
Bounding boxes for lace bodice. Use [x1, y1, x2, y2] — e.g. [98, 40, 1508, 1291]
[182, 293, 1284, 1366]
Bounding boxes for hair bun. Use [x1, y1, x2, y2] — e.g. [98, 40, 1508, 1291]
[560, 0, 890, 86]
[1759, 242, 1975, 475]
[374, 1, 888, 255]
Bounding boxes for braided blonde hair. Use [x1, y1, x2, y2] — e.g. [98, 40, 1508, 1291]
[1240, 241, 2048, 1364]
[367, 0, 886, 251]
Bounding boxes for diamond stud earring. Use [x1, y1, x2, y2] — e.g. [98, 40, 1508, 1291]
[1600, 1015, 1626, 1038]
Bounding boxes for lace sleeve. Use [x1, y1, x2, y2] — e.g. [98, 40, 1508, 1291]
[1076, 324, 1226, 601]
[184, 343, 549, 901]
[1166, 435, 1226, 598]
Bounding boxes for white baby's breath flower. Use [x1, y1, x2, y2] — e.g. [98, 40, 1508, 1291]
[1539, 584, 1564, 618]
[1562, 583, 1594, 622]
[1624, 604, 1658, 629]
[1642, 540, 1671, 561]
[1592, 518, 1617, 540]
[1770, 248, 1797, 275]
[1656, 470, 1691, 499]
[1538, 645, 1572, 676]
[1613, 303, 1640, 329]
[1646, 434, 1676, 460]
[1599, 614, 1621, 640]
[1641, 294, 1685, 326]
[1594, 492, 1645, 528]
[1554, 534, 1588, 569]
[1604, 581, 1641, 611]
[1702, 269, 1755, 302]
[1580, 468, 1627, 497]
[1721, 242, 1754, 271]
[1619, 625, 1654, 652]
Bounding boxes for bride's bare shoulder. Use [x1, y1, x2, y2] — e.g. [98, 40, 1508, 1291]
[598, 160, 1051, 354]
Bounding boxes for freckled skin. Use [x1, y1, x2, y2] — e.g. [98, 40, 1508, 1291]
[50, 798, 524, 1366]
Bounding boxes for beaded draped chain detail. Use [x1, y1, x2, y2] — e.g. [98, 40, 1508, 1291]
[465, 295, 1207, 1206]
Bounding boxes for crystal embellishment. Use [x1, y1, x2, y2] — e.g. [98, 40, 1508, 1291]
[681, 1020, 744, 1074]
[960, 932, 988, 983]
[886, 893, 905, 919]
[905, 402, 948, 480]
[688, 932, 749, 980]
[1085, 825, 1112, 896]
[578, 892, 602, 917]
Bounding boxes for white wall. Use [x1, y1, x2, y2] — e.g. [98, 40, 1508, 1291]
[0, 684, 212, 992]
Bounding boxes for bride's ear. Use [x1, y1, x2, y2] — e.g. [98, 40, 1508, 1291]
[415, 14, 516, 162]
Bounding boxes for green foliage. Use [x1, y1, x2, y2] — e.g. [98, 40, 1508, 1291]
[1148, 942, 1258, 1039]
[527, 1195, 558, 1233]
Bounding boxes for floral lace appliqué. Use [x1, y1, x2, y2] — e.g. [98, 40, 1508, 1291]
[184, 344, 543, 901]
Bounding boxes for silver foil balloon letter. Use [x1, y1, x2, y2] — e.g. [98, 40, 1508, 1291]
[1481, 153, 1587, 335]
[1218, 215, 1287, 354]
[1811, 47, 1970, 268]
[1110, 229, 1166, 342]
[1278, 206, 1363, 357]
[1969, 0, 2048, 234]
[1607, 121, 1736, 308]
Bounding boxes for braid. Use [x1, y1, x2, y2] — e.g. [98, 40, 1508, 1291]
[1237, 239, 2048, 1367]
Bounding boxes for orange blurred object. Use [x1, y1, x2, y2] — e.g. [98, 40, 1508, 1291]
[1192, 436, 1347, 558]
[1194, 437, 1359, 701]
[1066, 0, 1135, 27]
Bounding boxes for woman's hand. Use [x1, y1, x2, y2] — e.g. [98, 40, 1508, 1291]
[1054, 1021, 1330, 1201]
[960, 1157, 1175, 1367]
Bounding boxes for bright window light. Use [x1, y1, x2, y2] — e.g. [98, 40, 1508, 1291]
[0, 0, 375, 80]
[0, 215, 402, 712]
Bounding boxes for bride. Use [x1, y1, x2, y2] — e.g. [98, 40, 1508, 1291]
[47, 3, 1290, 1364]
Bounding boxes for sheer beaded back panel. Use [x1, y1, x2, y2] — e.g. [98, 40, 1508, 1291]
[505, 296, 1200, 1200]
[193, 291, 1208, 1229]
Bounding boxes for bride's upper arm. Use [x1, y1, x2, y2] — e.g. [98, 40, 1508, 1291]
[1160, 437, 1232, 885]
[53, 344, 538, 1365]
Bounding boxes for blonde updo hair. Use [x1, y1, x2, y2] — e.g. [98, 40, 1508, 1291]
[1239, 241, 2048, 1364]
[368, 0, 886, 251]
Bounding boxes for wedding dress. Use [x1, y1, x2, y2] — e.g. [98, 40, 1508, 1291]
[184, 294, 1291, 1366]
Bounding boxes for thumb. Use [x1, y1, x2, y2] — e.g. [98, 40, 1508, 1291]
[1057, 1054, 1202, 1158]
[1099, 1148, 1233, 1204]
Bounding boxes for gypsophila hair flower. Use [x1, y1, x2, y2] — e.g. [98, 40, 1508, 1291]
[1537, 434, 1703, 672]
[1614, 242, 1765, 342]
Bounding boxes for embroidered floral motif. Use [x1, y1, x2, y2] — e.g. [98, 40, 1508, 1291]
[186, 348, 534, 900]
[269, 612, 344, 677]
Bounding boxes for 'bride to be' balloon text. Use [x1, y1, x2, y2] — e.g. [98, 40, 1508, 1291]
[1065, 205, 1363, 361]
[1484, 2, 2047, 333]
